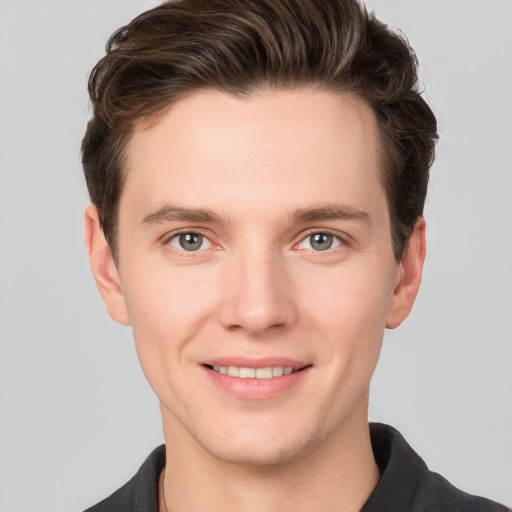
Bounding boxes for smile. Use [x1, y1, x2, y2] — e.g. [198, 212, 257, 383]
[207, 365, 296, 379]
[202, 362, 311, 399]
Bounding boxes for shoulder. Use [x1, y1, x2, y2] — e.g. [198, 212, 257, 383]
[363, 423, 509, 512]
[418, 469, 509, 512]
[83, 445, 165, 512]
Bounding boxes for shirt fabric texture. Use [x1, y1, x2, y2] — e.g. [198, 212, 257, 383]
[84, 423, 509, 512]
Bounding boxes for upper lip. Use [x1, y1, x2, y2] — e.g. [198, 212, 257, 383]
[201, 357, 310, 370]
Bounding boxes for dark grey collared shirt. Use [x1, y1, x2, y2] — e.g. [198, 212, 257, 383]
[84, 423, 509, 512]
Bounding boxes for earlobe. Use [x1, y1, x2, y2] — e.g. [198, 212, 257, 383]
[84, 205, 131, 326]
[386, 218, 426, 329]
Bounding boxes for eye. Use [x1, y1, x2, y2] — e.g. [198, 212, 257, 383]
[298, 232, 343, 252]
[168, 232, 212, 252]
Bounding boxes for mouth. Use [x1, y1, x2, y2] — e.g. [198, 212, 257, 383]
[201, 361, 312, 399]
[203, 364, 309, 379]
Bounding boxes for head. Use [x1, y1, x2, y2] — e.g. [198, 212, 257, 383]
[82, 0, 436, 467]
[82, 0, 437, 264]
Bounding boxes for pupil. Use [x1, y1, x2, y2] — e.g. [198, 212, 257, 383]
[311, 233, 332, 251]
[179, 233, 202, 251]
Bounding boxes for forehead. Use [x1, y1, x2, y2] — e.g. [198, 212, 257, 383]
[121, 88, 386, 225]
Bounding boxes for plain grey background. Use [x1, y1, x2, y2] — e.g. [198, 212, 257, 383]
[0, 1, 510, 510]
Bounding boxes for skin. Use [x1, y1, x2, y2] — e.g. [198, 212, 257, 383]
[85, 89, 425, 512]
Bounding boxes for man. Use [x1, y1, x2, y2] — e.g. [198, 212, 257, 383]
[81, 0, 509, 510]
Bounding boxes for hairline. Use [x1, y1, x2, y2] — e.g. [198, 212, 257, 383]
[106, 84, 405, 265]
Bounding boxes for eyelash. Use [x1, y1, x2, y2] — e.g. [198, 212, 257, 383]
[164, 230, 216, 254]
[163, 229, 346, 255]
[294, 230, 345, 253]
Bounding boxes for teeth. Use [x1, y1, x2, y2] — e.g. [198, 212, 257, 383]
[211, 365, 295, 379]
[227, 366, 239, 377]
[272, 367, 284, 377]
[240, 367, 256, 378]
[255, 367, 272, 379]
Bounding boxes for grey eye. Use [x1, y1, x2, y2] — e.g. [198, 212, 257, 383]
[179, 233, 202, 251]
[170, 232, 206, 251]
[309, 233, 334, 251]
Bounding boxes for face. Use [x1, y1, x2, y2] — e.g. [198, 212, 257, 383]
[86, 89, 424, 466]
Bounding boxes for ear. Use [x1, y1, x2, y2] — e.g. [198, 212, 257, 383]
[386, 217, 426, 329]
[84, 205, 131, 326]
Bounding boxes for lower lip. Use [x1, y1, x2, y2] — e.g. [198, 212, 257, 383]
[202, 366, 311, 400]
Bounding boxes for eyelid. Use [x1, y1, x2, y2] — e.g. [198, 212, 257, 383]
[162, 228, 220, 252]
[160, 227, 349, 253]
[293, 229, 347, 251]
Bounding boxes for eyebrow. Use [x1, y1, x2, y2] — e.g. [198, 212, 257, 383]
[290, 204, 370, 224]
[141, 205, 221, 225]
[141, 203, 370, 226]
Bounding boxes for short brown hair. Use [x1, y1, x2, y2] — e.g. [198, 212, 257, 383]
[82, 0, 437, 261]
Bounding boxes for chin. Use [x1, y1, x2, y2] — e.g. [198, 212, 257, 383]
[208, 439, 309, 467]
[196, 422, 320, 467]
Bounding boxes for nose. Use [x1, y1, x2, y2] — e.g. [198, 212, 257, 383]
[218, 246, 298, 336]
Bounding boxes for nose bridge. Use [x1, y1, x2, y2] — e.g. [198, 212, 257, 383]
[219, 240, 296, 335]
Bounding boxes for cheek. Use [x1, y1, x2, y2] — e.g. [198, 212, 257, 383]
[122, 255, 216, 327]
[302, 264, 394, 329]
[119, 261, 218, 381]
[300, 263, 395, 377]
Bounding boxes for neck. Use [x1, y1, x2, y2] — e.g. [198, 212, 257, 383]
[159, 397, 379, 512]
